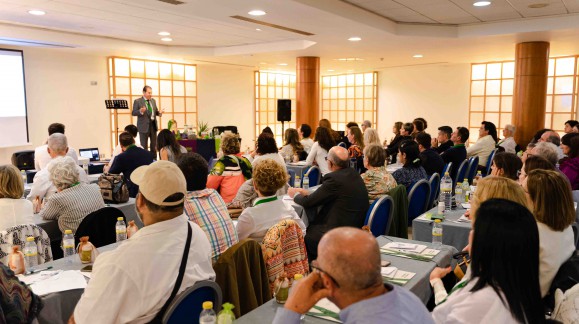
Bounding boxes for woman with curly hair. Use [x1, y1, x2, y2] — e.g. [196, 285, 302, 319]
[305, 126, 336, 176]
[236, 159, 306, 241]
[280, 128, 306, 162]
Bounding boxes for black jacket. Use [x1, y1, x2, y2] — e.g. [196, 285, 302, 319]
[108, 146, 154, 198]
[387, 135, 412, 163]
[441, 144, 467, 181]
[420, 148, 445, 176]
[435, 140, 453, 154]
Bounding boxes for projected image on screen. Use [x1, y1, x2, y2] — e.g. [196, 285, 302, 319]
[0, 49, 28, 147]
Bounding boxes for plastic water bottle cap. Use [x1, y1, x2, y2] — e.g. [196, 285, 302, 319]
[202, 301, 213, 309]
[65, 230, 73, 234]
[117, 217, 123, 221]
[294, 273, 304, 280]
[434, 219, 442, 223]
[26, 236, 35, 242]
[444, 172, 449, 176]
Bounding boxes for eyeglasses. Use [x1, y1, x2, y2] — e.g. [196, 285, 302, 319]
[311, 259, 340, 288]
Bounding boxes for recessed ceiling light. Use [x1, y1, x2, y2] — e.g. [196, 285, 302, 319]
[161, 37, 173, 42]
[28, 10, 46, 15]
[278, 63, 288, 66]
[256, 28, 262, 31]
[473, 1, 491, 6]
[158, 31, 171, 36]
[327, 69, 335, 72]
[348, 37, 362, 42]
[413, 54, 424, 58]
[528, 3, 549, 8]
[248, 10, 266, 16]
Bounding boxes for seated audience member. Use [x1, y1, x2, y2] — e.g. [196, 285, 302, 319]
[208, 135, 252, 203]
[432, 126, 453, 154]
[415, 133, 444, 176]
[361, 144, 397, 201]
[34, 123, 78, 170]
[441, 127, 469, 180]
[489, 152, 522, 181]
[468, 176, 530, 222]
[415, 117, 428, 131]
[71, 161, 215, 324]
[288, 146, 368, 260]
[0, 165, 34, 230]
[386, 121, 403, 147]
[467, 121, 498, 168]
[342, 122, 359, 149]
[523, 169, 575, 297]
[177, 153, 237, 263]
[347, 126, 364, 159]
[318, 119, 342, 144]
[574, 124, 579, 133]
[518, 155, 556, 185]
[363, 128, 381, 147]
[105, 124, 141, 173]
[39, 157, 104, 233]
[305, 126, 336, 176]
[108, 132, 154, 198]
[392, 140, 428, 189]
[299, 124, 314, 154]
[539, 130, 565, 160]
[521, 142, 536, 163]
[0, 262, 43, 322]
[237, 159, 305, 241]
[280, 128, 307, 162]
[497, 124, 517, 154]
[564, 120, 579, 134]
[430, 199, 544, 323]
[386, 122, 413, 163]
[157, 129, 187, 162]
[27, 133, 88, 203]
[531, 128, 552, 144]
[262, 126, 274, 135]
[411, 119, 425, 139]
[531, 142, 559, 167]
[247, 133, 287, 172]
[361, 120, 372, 132]
[559, 132, 579, 189]
[273, 227, 433, 323]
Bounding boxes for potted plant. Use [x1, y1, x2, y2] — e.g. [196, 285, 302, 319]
[198, 121, 210, 139]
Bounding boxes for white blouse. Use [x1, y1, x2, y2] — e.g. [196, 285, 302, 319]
[305, 142, 330, 176]
[537, 222, 575, 297]
[0, 198, 34, 231]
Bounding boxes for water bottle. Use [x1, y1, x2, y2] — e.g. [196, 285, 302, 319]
[83, 163, 89, 175]
[21, 170, 27, 184]
[440, 172, 452, 212]
[473, 171, 482, 186]
[455, 181, 464, 205]
[462, 181, 471, 203]
[23, 236, 38, 271]
[116, 217, 127, 242]
[294, 175, 301, 188]
[432, 219, 443, 247]
[200, 301, 217, 324]
[302, 175, 309, 190]
[63, 230, 76, 261]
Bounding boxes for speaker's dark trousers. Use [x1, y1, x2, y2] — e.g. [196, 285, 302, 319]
[139, 122, 157, 157]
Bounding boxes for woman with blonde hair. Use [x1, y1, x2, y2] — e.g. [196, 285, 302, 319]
[468, 176, 530, 222]
[524, 169, 575, 297]
[0, 165, 34, 230]
[363, 128, 381, 147]
[236, 159, 305, 241]
[361, 144, 397, 201]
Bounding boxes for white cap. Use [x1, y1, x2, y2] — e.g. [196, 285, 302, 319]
[131, 160, 186, 206]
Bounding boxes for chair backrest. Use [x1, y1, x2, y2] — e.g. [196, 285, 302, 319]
[287, 169, 296, 187]
[407, 179, 431, 226]
[0, 224, 53, 265]
[466, 156, 479, 185]
[364, 196, 394, 237]
[428, 173, 441, 209]
[75, 207, 127, 248]
[162, 280, 222, 324]
[442, 162, 452, 176]
[337, 142, 347, 148]
[572, 223, 579, 249]
[261, 219, 309, 293]
[213, 239, 271, 318]
[454, 159, 469, 188]
[304, 166, 321, 186]
[484, 149, 498, 176]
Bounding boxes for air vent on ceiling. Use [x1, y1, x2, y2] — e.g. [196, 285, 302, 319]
[230, 15, 314, 36]
[158, 0, 185, 5]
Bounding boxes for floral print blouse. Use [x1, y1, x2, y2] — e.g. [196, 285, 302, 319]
[361, 166, 398, 201]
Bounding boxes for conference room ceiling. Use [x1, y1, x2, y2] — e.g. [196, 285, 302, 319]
[0, 0, 579, 74]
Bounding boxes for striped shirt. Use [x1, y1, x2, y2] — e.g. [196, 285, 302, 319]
[39, 183, 105, 234]
[184, 189, 238, 262]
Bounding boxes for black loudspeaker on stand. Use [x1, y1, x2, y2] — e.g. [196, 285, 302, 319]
[277, 99, 291, 135]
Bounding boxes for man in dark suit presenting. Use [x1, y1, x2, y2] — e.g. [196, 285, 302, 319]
[288, 146, 369, 260]
[132, 85, 164, 155]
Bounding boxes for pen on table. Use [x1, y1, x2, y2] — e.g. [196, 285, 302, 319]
[25, 266, 53, 275]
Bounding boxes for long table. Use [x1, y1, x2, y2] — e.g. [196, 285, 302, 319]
[412, 207, 471, 251]
[236, 236, 457, 323]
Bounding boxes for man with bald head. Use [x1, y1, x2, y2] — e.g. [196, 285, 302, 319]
[288, 146, 368, 260]
[273, 227, 433, 323]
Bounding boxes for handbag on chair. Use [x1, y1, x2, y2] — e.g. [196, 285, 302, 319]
[98, 173, 129, 204]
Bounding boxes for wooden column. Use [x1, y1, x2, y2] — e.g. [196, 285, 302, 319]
[296, 57, 320, 129]
[512, 42, 550, 148]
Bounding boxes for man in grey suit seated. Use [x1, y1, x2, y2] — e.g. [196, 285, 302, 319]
[132, 85, 164, 155]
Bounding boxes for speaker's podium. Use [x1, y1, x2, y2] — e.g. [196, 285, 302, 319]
[277, 99, 292, 133]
